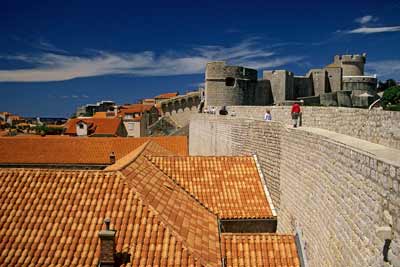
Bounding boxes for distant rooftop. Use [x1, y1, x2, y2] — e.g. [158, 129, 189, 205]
[0, 136, 188, 166]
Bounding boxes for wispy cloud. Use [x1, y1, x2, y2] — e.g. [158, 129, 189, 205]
[33, 39, 68, 53]
[0, 39, 303, 82]
[367, 60, 400, 79]
[343, 15, 400, 34]
[347, 26, 400, 34]
[355, 15, 378, 25]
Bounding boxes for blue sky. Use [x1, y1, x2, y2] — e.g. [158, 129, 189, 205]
[1, 0, 399, 117]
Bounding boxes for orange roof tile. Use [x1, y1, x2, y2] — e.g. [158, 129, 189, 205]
[92, 112, 109, 118]
[64, 118, 122, 136]
[0, 168, 208, 266]
[119, 104, 154, 114]
[154, 92, 179, 99]
[0, 136, 188, 165]
[0, 141, 299, 266]
[120, 152, 221, 266]
[148, 156, 274, 219]
[105, 141, 175, 171]
[221, 233, 300, 267]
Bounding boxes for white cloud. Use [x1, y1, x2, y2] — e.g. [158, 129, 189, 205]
[355, 15, 378, 25]
[0, 39, 303, 82]
[347, 26, 400, 34]
[367, 60, 400, 79]
[342, 15, 400, 34]
[34, 39, 68, 53]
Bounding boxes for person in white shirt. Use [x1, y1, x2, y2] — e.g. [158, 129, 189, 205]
[264, 109, 272, 121]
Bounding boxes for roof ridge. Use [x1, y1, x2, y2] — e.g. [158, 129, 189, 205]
[222, 233, 295, 236]
[144, 154, 218, 217]
[148, 155, 253, 159]
[116, 169, 212, 267]
[252, 154, 277, 217]
[0, 167, 106, 174]
[104, 141, 151, 171]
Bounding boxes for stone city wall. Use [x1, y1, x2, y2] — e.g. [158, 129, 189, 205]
[225, 106, 400, 150]
[189, 114, 400, 267]
[164, 107, 198, 128]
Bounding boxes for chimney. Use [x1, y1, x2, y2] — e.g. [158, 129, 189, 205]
[109, 152, 116, 164]
[98, 218, 116, 267]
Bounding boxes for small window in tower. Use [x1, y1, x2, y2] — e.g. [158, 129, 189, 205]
[225, 77, 235, 86]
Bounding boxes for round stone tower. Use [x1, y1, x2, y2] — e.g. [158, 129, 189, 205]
[205, 61, 258, 108]
[333, 53, 366, 76]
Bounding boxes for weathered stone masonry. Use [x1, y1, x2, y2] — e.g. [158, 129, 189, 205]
[189, 114, 400, 267]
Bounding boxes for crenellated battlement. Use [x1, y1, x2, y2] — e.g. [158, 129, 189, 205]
[333, 53, 366, 76]
[334, 53, 366, 63]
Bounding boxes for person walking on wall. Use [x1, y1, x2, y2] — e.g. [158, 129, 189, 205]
[198, 90, 205, 113]
[264, 109, 272, 121]
[291, 102, 301, 128]
[219, 106, 228, 115]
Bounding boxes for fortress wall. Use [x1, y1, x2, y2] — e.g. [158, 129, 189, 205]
[164, 107, 199, 128]
[189, 114, 400, 267]
[279, 128, 399, 266]
[226, 106, 400, 150]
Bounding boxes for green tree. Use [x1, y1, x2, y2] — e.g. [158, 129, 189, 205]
[381, 85, 400, 111]
[35, 125, 49, 136]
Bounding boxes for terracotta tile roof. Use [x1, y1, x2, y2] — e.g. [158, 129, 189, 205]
[155, 92, 179, 99]
[120, 153, 221, 266]
[64, 118, 123, 136]
[119, 104, 154, 114]
[221, 233, 300, 267]
[148, 156, 274, 219]
[0, 168, 210, 266]
[0, 140, 299, 266]
[92, 112, 116, 118]
[92, 112, 107, 118]
[0, 136, 188, 165]
[105, 141, 175, 171]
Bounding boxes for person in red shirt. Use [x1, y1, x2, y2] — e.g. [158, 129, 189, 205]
[291, 102, 301, 128]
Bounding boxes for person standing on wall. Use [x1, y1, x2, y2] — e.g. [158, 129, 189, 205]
[198, 90, 205, 113]
[264, 109, 272, 121]
[291, 102, 301, 128]
[219, 106, 228, 115]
